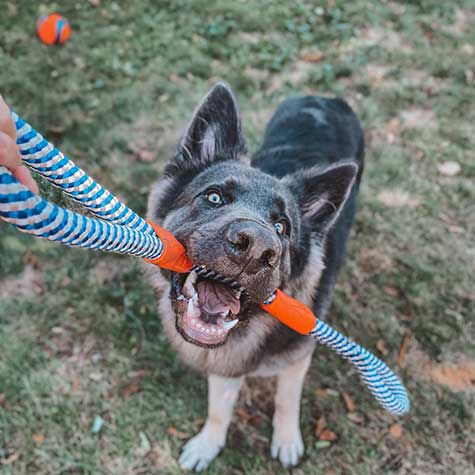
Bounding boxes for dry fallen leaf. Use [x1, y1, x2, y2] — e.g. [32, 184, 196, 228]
[32, 433, 45, 445]
[300, 50, 325, 63]
[376, 339, 390, 356]
[347, 412, 364, 424]
[388, 423, 403, 438]
[384, 286, 399, 298]
[120, 381, 140, 397]
[167, 427, 191, 440]
[2, 452, 20, 465]
[136, 149, 155, 162]
[315, 416, 327, 437]
[397, 330, 412, 366]
[319, 428, 338, 442]
[0, 393, 5, 408]
[341, 392, 356, 413]
[437, 161, 461, 176]
[315, 388, 329, 398]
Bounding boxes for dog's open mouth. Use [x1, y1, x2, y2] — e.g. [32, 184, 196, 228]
[173, 266, 244, 347]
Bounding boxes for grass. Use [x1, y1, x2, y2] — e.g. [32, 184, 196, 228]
[1, 1, 475, 474]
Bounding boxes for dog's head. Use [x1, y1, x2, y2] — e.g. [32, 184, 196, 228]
[149, 83, 357, 348]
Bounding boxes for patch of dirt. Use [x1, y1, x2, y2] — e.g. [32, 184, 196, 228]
[0, 265, 44, 299]
[90, 257, 123, 285]
[146, 441, 179, 471]
[377, 189, 421, 209]
[406, 343, 475, 393]
[267, 60, 315, 93]
[400, 109, 438, 130]
[358, 27, 413, 52]
[358, 248, 395, 276]
[425, 359, 475, 392]
[366, 64, 391, 86]
[441, 8, 475, 36]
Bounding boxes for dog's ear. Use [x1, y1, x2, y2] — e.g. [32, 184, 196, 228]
[284, 161, 358, 234]
[166, 82, 246, 178]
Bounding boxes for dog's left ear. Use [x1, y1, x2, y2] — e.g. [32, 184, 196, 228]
[283, 161, 359, 234]
[167, 82, 246, 177]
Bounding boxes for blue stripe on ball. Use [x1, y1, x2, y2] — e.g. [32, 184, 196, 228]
[55, 19, 65, 44]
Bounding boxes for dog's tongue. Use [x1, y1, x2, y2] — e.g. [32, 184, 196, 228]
[197, 281, 240, 315]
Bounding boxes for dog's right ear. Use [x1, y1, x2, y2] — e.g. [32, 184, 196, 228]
[165, 82, 246, 178]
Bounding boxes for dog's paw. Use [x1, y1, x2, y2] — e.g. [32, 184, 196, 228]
[271, 430, 304, 468]
[179, 432, 223, 472]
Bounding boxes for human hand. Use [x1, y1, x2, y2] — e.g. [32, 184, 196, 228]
[0, 96, 39, 194]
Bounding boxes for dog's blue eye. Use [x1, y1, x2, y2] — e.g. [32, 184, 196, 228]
[206, 191, 222, 205]
[274, 221, 286, 235]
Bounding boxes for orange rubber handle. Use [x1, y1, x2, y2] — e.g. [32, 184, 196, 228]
[144, 222, 315, 333]
[259, 289, 317, 334]
[143, 221, 193, 273]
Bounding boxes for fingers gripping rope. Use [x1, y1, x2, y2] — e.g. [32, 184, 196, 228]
[0, 112, 409, 416]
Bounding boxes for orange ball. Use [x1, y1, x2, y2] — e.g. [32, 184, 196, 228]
[36, 13, 71, 45]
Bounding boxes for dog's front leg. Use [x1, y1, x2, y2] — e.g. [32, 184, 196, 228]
[271, 352, 312, 467]
[179, 374, 244, 471]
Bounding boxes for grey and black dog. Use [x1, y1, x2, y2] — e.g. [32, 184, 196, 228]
[146, 83, 364, 470]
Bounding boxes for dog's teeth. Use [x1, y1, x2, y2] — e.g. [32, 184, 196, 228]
[183, 270, 198, 297]
[222, 319, 239, 330]
[177, 294, 186, 301]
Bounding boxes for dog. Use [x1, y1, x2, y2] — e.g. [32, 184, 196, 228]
[146, 82, 364, 470]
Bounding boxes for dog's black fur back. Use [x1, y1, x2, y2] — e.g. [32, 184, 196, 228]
[253, 96, 365, 316]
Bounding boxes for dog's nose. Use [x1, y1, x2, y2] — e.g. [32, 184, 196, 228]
[225, 220, 280, 268]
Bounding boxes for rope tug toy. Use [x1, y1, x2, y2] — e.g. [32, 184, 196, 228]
[0, 112, 410, 416]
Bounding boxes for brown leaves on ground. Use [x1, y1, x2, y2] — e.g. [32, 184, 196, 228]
[376, 339, 390, 356]
[388, 423, 403, 439]
[315, 416, 338, 442]
[425, 359, 475, 392]
[319, 429, 338, 442]
[315, 416, 327, 437]
[32, 433, 45, 445]
[300, 49, 325, 63]
[167, 426, 191, 440]
[341, 392, 356, 413]
[119, 370, 148, 398]
[397, 330, 412, 366]
[406, 341, 475, 393]
[236, 408, 264, 427]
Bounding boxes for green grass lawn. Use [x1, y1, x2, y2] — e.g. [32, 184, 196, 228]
[1, 1, 474, 474]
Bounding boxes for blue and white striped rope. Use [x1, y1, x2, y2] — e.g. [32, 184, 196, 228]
[309, 320, 409, 415]
[0, 112, 409, 416]
[13, 112, 154, 235]
[0, 113, 163, 259]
